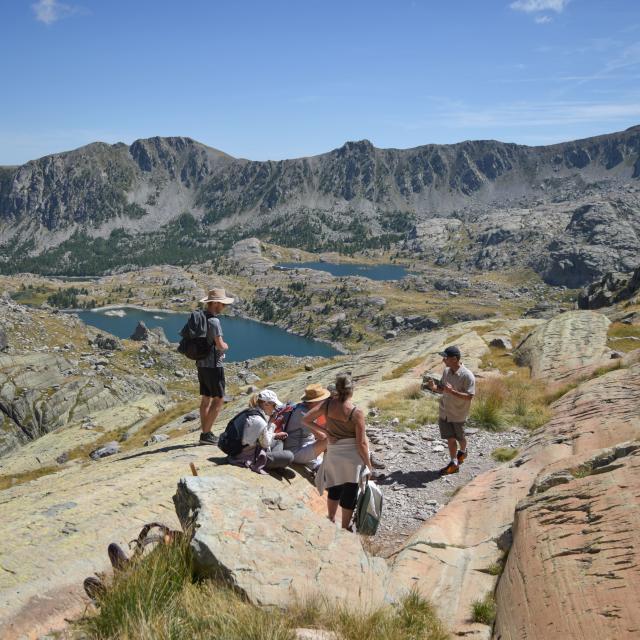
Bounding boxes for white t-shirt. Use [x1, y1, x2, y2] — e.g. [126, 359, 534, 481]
[241, 409, 275, 450]
[439, 364, 476, 422]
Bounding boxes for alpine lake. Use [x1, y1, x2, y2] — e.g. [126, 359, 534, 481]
[75, 308, 340, 361]
[276, 261, 410, 280]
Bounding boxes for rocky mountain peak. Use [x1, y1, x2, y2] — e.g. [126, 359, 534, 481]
[1, 126, 639, 285]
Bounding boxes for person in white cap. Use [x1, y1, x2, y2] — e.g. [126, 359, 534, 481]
[228, 389, 294, 471]
[197, 287, 234, 445]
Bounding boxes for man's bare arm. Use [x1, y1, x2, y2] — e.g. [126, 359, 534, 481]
[443, 383, 473, 400]
[214, 335, 229, 352]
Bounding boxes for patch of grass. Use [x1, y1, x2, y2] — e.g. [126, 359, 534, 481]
[470, 375, 551, 432]
[480, 550, 508, 576]
[258, 356, 341, 387]
[570, 465, 592, 479]
[544, 360, 626, 405]
[124, 400, 198, 449]
[482, 562, 504, 576]
[382, 356, 425, 380]
[607, 321, 640, 353]
[77, 538, 449, 640]
[373, 386, 439, 429]
[289, 590, 449, 640]
[471, 594, 496, 626]
[491, 447, 519, 462]
[470, 379, 505, 431]
[0, 465, 60, 491]
[479, 326, 535, 375]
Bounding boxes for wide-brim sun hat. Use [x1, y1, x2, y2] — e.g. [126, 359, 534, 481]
[301, 383, 331, 403]
[199, 288, 234, 304]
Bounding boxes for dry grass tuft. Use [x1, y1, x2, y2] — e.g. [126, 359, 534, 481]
[77, 538, 449, 640]
[470, 375, 551, 431]
[382, 356, 425, 381]
[607, 321, 640, 352]
[373, 386, 439, 430]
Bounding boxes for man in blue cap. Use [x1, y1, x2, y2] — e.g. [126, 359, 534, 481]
[424, 345, 475, 475]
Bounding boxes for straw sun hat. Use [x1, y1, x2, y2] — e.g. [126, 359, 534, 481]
[300, 383, 331, 403]
[199, 288, 234, 304]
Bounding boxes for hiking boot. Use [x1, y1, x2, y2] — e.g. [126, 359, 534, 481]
[199, 432, 218, 446]
[107, 542, 129, 571]
[440, 461, 459, 476]
[83, 576, 106, 602]
[457, 450, 467, 464]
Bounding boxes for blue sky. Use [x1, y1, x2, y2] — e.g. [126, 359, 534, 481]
[1, 0, 639, 164]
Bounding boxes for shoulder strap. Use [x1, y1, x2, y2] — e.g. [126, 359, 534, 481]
[324, 398, 331, 417]
[206, 314, 217, 362]
[283, 404, 297, 431]
[348, 406, 357, 421]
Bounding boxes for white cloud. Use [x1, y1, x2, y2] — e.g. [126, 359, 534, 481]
[392, 98, 640, 132]
[535, 15, 553, 24]
[510, 0, 569, 14]
[32, 0, 75, 25]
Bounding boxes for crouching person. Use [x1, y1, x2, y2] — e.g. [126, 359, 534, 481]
[221, 390, 293, 473]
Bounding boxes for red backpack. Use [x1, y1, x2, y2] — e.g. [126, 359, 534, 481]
[271, 403, 298, 433]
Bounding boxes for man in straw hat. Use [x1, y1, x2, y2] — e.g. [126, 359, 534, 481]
[196, 287, 234, 445]
[281, 383, 331, 469]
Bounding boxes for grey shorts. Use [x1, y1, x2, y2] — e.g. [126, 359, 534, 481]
[439, 418, 466, 440]
[291, 442, 322, 466]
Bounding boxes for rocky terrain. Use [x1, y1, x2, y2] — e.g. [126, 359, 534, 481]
[0, 171, 639, 638]
[1, 127, 639, 285]
[0, 235, 576, 356]
[578, 265, 640, 309]
[2, 282, 640, 639]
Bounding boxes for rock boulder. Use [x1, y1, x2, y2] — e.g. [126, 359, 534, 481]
[173, 475, 388, 609]
[578, 265, 640, 309]
[495, 444, 640, 639]
[129, 321, 150, 341]
[514, 310, 610, 381]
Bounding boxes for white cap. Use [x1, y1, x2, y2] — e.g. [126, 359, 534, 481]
[257, 389, 282, 407]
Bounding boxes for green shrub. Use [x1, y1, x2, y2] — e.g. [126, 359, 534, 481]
[491, 447, 519, 462]
[471, 594, 496, 625]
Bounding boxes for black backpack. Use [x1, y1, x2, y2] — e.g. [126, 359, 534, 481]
[177, 309, 216, 361]
[218, 408, 263, 456]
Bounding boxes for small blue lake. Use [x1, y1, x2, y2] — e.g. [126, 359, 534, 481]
[74, 308, 339, 361]
[276, 262, 409, 280]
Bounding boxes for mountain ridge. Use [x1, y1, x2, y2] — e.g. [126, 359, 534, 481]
[1, 126, 639, 285]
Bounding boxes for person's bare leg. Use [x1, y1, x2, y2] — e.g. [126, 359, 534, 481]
[341, 508, 354, 530]
[200, 396, 212, 433]
[447, 437, 457, 461]
[313, 438, 327, 457]
[201, 396, 223, 433]
[327, 498, 339, 522]
[458, 436, 467, 454]
[203, 396, 224, 433]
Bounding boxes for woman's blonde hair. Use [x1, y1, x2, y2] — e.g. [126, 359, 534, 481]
[335, 373, 353, 402]
[248, 393, 259, 408]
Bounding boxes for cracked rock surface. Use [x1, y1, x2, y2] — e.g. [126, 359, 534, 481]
[495, 443, 640, 639]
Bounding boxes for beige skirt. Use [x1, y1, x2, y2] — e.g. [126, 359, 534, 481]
[315, 438, 365, 495]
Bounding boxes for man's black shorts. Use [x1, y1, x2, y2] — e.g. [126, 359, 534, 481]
[197, 367, 225, 398]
